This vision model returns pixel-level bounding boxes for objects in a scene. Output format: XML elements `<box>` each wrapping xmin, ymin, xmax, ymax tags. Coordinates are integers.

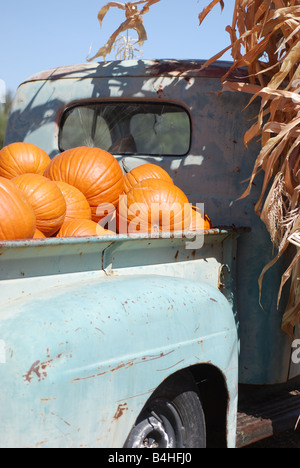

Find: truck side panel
<box><xmin>0</xmin><ymin>274</ymin><xmax>238</xmax><ymax>448</ymax></box>
<box><xmin>5</xmin><ymin>60</ymin><xmax>295</xmax><ymax>384</ymax></box>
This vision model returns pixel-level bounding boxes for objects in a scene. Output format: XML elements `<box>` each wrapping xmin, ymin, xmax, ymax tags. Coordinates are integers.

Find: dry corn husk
<box><xmin>199</xmin><ymin>0</ymin><xmax>300</xmax><ymax>338</ymax></box>
<box><xmin>87</xmin><ymin>1</ymin><xmax>160</xmax><ymax>61</ymax></box>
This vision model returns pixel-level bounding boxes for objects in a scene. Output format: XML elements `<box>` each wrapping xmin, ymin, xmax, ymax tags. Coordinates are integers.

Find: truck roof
<box><xmin>22</xmin><ymin>59</ymin><xmax>247</xmax><ymax>85</ymax></box>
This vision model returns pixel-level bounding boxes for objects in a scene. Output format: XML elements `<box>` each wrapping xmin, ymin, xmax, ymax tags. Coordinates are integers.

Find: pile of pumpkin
<box><xmin>0</xmin><ymin>143</ymin><xmax>212</xmax><ymax>241</ymax></box>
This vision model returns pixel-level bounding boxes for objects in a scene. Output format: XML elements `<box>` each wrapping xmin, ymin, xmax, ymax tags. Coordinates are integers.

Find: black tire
<box><xmin>124</xmin><ymin>369</ymin><xmax>206</xmax><ymax>448</ymax></box>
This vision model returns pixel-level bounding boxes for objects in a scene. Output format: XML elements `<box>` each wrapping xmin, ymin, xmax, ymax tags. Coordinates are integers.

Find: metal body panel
<box><xmin>6</xmin><ymin>59</ymin><xmax>293</xmax><ymax>384</ymax></box>
<box><xmin>2</xmin><ymin>59</ymin><xmax>297</xmax><ymax>447</ymax></box>
<box><xmin>0</xmin><ymin>233</ymin><xmax>238</xmax><ymax>448</ymax></box>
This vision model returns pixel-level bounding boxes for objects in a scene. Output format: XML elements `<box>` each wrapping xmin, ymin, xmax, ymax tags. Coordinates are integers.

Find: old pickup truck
<box><xmin>1</xmin><ymin>59</ymin><xmax>299</xmax><ymax>449</ymax></box>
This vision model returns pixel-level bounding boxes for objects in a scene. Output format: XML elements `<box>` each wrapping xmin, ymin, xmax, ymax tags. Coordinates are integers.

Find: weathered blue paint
<box><xmin>0</xmin><ymin>275</ymin><xmax>237</xmax><ymax>448</ymax></box>
<box><xmin>2</xmin><ymin>59</ymin><xmax>297</xmax><ymax>447</ymax></box>
<box><xmin>0</xmin><ymin>232</ymin><xmax>238</xmax><ymax>448</ymax></box>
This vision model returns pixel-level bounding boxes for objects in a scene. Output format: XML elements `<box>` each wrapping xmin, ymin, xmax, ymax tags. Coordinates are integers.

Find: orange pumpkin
<box><xmin>190</xmin><ymin>206</ymin><xmax>213</xmax><ymax>230</ymax></box>
<box><xmin>0</xmin><ymin>142</ymin><xmax>51</xmax><ymax>179</ymax></box>
<box><xmin>118</xmin><ymin>178</ymin><xmax>192</xmax><ymax>234</ymax></box>
<box><xmin>0</xmin><ymin>177</ymin><xmax>36</xmax><ymax>240</ymax></box>
<box><xmin>12</xmin><ymin>174</ymin><xmax>66</xmax><ymax>236</ymax></box>
<box><xmin>123</xmin><ymin>163</ymin><xmax>173</xmax><ymax>194</ymax></box>
<box><xmin>53</xmin><ymin>181</ymin><xmax>92</xmax><ymax>222</ymax></box>
<box><xmin>57</xmin><ymin>219</ymin><xmax>116</xmax><ymax>238</ymax></box>
<box><xmin>33</xmin><ymin>229</ymin><xmax>46</xmax><ymax>239</ymax></box>
<box><xmin>44</xmin><ymin>146</ymin><xmax>124</xmax><ymax>222</ymax></box>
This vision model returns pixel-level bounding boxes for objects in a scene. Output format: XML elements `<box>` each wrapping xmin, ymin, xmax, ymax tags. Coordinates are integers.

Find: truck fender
<box><xmin>0</xmin><ymin>274</ymin><xmax>238</xmax><ymax>448</ymax></box>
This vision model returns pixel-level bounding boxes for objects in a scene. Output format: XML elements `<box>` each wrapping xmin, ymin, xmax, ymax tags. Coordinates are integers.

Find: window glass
<box><xmin>60</xmin><ymin>107</ymin><xmax>112</xmax><ymax>150</ymax></box>
<box><xmin>59</xmin><ymin>102</ymin><xmax>191</xmax><ymax>156</ymax></box>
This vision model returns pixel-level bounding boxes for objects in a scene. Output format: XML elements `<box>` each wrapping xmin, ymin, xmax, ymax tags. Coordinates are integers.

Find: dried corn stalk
<box><xmin>199</xmin><ymin>0</ymin><xmax>300</xmax><ymax>338</ymax></box>
<box><xmin>90</xmin><ymin>0</ymin><xmax>300</xmax><ymax>336</ymax></box>
<box><xmin>112</xmin><ymin>33</ymin><xmax>144</xmax><ymax>60</ymax></box>
<box><xmin>87</xmin><ymin>1</ymin><xmax>160</xmax><ymax>61</ymax></box>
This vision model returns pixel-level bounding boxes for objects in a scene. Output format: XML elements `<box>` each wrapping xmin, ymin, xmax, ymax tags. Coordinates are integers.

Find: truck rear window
<box><xmin>59</xmin><ymin>102</ymin><xmax>191</xmax><ymax>156</ymax></box>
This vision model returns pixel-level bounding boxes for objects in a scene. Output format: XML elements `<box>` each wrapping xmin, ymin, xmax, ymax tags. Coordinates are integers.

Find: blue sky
<box><xmin>0</xmin><ymin>0</ymin><xmax>235</xmax><ymax>95</ymax></box>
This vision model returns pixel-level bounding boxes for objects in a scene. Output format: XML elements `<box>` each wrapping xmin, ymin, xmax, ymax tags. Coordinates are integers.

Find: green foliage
<box><xmin>0</xmin><ymin>91</ymin><xmax>13</xmax><ymax>149</ymax></box>
<box><xmin>0</xmin><ymin>107</ymin><xmax>8</xmax><ymax>149</ymax></box>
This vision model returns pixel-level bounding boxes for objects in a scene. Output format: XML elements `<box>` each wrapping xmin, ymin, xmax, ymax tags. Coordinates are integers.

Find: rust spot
<box><xmin>35</xmin><ymin>439</ymin><xmax>50</xmax><ymax>448</ymax></box>
<box><xmin>71</xmin><ymin>351</ymin><xmax>175</xmax><ymax>383</ymax></box>
<box><xmin>23</xmin><ymin>360</ymin><xmax>43</xmax><ymax>383</ymax></box>
<box><xmin>50</xmin><ymin>411</ymin><xmax>71</xmax><ymax>427</ymax></box>
<box><xmin>71</xmin><ymin>370</ymin><xmax>106</xmax><ymax>383</ymax></box>
<box><xmin>156</xmin><ymin>359</ymin><xmax>185</xmax><ymax>372</ymax></box>
<box><xmin>23</xmin><ymin>353</ymin><xmax>63</xmax><ymax>384</ymax></box>
<box><xmin>113</xmin><ymin>403</ymin><xmax>128</xmax><ymax>420</ymax></box>
<box><xmin>112</xmin><ymin>361</ymin><xmax>134</xmax><ymax>373</ymax></box>
<box><xmin>148</xmin><ymin>59</ymin><xmax>249</xmax><ymax>82</ymax></box>
<box><xmin>174</xmin><ymin>250</ymin><xmax>179</xmax><ymax>261</ymax></box>
<box><xmin>153</xmin><ymin>83</ymin><xmax>165</xmax><ymax>97</ymax></box>
<box><xmin>198</xmin><ymin>340</ymin><xmax>204</xmax><ymax>353</ymax></box>
<box><xmin>210</xmin><ymin>298</ymin><xmax>218</xmax><ymax>303</ymax></box>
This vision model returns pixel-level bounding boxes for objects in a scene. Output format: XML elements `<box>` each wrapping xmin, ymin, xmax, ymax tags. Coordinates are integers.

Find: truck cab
<box><xmin>1</xmin><ymin>59</ymin><xmax>299</xmax><ymax>448</ymax></box>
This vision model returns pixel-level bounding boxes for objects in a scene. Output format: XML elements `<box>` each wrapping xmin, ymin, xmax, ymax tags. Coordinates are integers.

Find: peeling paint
<box><xmin>70</xmin><ymin>350</ymin><xmax>175</xmax><ymax>383</ymax></box>
<box><xmin>23</xmin><ymin>354</ymin><xmax>63</xmax><ymax>384</ymax></box>
<box><xmin>113</xmin><ymin>403</ymin><xmax>128</xmax><ymax>421</ymax></box>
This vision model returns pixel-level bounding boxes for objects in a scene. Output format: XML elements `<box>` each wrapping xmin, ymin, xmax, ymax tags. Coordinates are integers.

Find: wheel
<box><xmin>124</xmin><ymin>370</ymin><xmax>206</xmax><ymax>448</ymax></box>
